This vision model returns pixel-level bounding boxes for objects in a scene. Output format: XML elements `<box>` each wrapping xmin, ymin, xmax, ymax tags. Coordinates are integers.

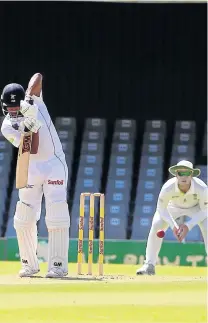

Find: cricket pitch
<box><xmin>0</xmin><ymin>262</ymin><xmax>207</xmax><ymax>323</ymax></box>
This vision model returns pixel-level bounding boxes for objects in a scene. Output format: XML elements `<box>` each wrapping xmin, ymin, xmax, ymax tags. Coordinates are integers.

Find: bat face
<box><xmin>16</xmin><ymin>132</ymin><xmax>32</xmax><ymax>189</ymax></box>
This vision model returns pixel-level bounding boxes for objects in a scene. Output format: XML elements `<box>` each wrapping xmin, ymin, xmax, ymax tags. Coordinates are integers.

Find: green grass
<box><xmin>0</xmin><ymin>262</ymin><xmax>207</xmax><ymax>323</ymax></box>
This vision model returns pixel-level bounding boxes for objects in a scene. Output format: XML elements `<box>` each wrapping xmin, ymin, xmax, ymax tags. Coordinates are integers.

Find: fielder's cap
<box><xmin>168</xmin><ymin>160</ymin><xmax>200</xmax><ymax>177</ymax></box>
<box><xmin>1</xmin><ymin>83</ymin><xmax>25</xmax><ymax>107</ymax></box>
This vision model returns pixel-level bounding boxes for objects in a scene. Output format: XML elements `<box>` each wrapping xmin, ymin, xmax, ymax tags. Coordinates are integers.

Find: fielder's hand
<box><xmin>20</xmin><ymin>96</ymin><xmax>38</xmax><ymax>119</ymax></box>
<box><xmin>177</xmin><ymin>224</ymin><xmax>189</xmax><ymax>242</ymax></box>
<box><xmin>173</xmin><ymin>226</ymin><xmax>181</xmax><ymax>242</ymax></box>
<box><xmin>173</xmin><ymin>224</ymin><xmax>189</xmax><ymax>242</ymax></box>
<box><xmin>19</xmin><ymin>117</ymin><xmax>42</xmax><ymax>134</ymax></box>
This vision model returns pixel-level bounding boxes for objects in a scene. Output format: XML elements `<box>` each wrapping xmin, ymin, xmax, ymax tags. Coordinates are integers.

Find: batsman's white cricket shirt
<box><xmin>156</xmin><ymin>177</ymin><xmax>208</xmax><ymax>230</ymax></box>
<box><xmin>1</xmin><ymin>95</ymin><xmax>64</xmax><ymax>161</ymax></box>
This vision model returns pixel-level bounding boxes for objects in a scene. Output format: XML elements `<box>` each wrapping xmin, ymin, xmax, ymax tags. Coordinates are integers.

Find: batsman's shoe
<box><xmin>136</xmin><ymin>263</ymin><xmax>155</xmax><ymax>275</ymax></box>
<box><xmin>45</xmin><ymin>268</ymin><xmax>68</xmax><ymax>278</ymax></box>
<box><xmin>19</xmin><ymin>267</ymin><xmax>40</xmax><ymax>278</ymax></box>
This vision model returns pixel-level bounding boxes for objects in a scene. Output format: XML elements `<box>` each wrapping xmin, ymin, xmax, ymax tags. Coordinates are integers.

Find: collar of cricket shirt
<box><xmin>175</xmin><ymin>178</ymin><xmax>195</xmax><ymax>195</ymax></box>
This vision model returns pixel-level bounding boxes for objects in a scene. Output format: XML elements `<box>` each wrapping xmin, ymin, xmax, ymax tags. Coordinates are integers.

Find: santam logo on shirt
<box><xmin>48</xmin><ymin>180</ymin><xmax>64</xmax><ymax>185</ymax></box>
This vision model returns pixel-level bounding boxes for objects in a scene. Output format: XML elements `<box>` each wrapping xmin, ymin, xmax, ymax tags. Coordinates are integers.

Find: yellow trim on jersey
<box><xmin>8</xmin><ymin>137</ymin><xmax>14</xmax><ymax>144</ymax></box>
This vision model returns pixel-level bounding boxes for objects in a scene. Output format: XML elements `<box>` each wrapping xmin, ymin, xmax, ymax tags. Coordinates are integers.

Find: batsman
<box><xmin>137</xmin><ymin>160</ymin><xmax>208</xmax><ymax>275</ymax></box>
<box><xmin>1</xmin><ymin>73</ymin><xmax>70</xmax><ymax>278</ymax></box>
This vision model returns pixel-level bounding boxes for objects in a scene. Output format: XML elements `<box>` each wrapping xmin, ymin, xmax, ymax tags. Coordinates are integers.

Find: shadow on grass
<box><xmin>29</xmin><ymin>275</ymin><xmax>104</xmax><ymax>281</ymax></box>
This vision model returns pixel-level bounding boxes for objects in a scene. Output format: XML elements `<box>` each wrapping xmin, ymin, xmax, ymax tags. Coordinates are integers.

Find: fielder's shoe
<box><xmin>45</xmin><ymin>268</ymin><xmax>68</xmax><ymax>278</ymax></box>
<box><xmin>136</xmin><ymin>263</ymin><xmax>155</xmax><ymax>275</ymax></box>
<box><xmin>19</xmin><ymin>267</ymin><xmax>40</xmax><ymax>278</ymax></box>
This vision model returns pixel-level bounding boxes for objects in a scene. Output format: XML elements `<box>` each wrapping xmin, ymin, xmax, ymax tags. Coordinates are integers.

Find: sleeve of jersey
<box><xmin>32</xmin><ymin>94</ymin><xmax>46</xmax><ymax>119</ymax></box>
<box><xmin>1</xmin><ymin>121</ymin><xmax>21</xmax><ymax>148</ymax></box>
<box><xmin>32</xmin><ymin>94</ymin><xmax>44</xmax><ymax>105</ymax></box>
<box><xmin>156</xmin><ymin>184</ymin><xmax>175</xmax><ymax>229</ymax></box>
<box><xmin>186</xmin><ymin>187</ymin><xmax>208</xmax><ymax>231</ymax></box>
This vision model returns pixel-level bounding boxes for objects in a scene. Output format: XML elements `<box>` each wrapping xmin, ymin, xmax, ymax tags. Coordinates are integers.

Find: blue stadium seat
<box><xmin>140</xmin><ymin>156</ymin><xmax>163</xmax><ymax>168</ymax></box>
<box><xmin>105</xmin><ymin>191</ymin><xmax>130</xmax><ymax>204</ymax></box>
<box><xmin>111</xmin><ymin>143</ymin><xmax>133</xmax><ymax>155</ymax></box>
<box><xmin>131</xmin><ymin>216</ymin><xmax>152</xmax><ymax>240</ymax></box>
<box><xmin>105</xmin><ymin>204</ymin><xmax>129</xmax><ymax>218</ymax></box>
<box><xmin>81</xmin><ymin>142</ymin><xmax>104</xmax><ymax>154</ymax></box>
<box><xmin>145</xmin><ymin>120</ymin><xmax>166</xmax><ymax>133</ymax></box>
<box><xmin>175</xmin><ymin>121</ymin><xmax>195</xmax><ymax>133</ymax></box>
<box><xmin>142</xmin><ymin>144</ymin><xmax>164</xmax><ymax>156</ymax></box>
<box><xmin>77</xmin><ymin>166</ymin><xmax>102</xmax><ymax>179</ymax></box>
<box><xmin>173</xmin><ymin>132</ymin><xmax>195</xmax><ymax>145</ymax></box>
<box><xmin>139</xmin><ymin>167</ymin><xmax>163</xmax><ymax>181</ymax></box>
<box><xmin>133</xmin><ymin>205</ymin><xmax>155</xmax><ymax>217</ymax></box>
<box><xmin>85</xmin><ymin>118</ymin><xmax>106</xmax><ymax>133</ymax></box>
<box><xmin>79</xmin><ymin>154</ymin><xmax>103</xmax><ymax>167</ymax></box>
<box><xmin>108</xmin><ymin>167</ymin><xmax>132</xmax><ymax>179</ymax></box>
<box><xmin>83</xmin><ymin>130</ymin><xmax>105</xmax><ymax>142</ymax></box>
<box><xmin>143</xmin><ymin>132</ymin><xmax>165</xmax><ymax>144</ymax></box>
<box><xmin>115</xmin><ymin>119</ymin><xmax>136</xmax><ymax>132</ymax></box>
<box><xmin>110</xmin><ymin>155</ymin><xmax>133</xmax><ymax>167</ymax></box>
<box><xmin>104</xmin><ymin>216</ymin><xmax>127</xmax><ymax>239</ymax></box>
<box><xmin>55</xmin><ymin>117</ymin><xmax>76</xmax><ymax>130</ymax></box>
<box><xmin>113</xmin><ymin>131</ymin><xmax>135</xmax><ymax>143</ymax></box>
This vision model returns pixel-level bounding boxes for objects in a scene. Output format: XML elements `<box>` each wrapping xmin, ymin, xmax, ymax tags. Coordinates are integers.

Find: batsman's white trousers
<box><xmin>18</xmin><ymin>154</ymin><xmax>68</xmax><ymax>213</ymax></box>
<box><xmin>145</xmin><ymin>205</ymin><xmax>207</xmax><ymax>265</ymax></box>
<box><xmin>14</xmin><ymin>154</ymin><xmax>70</xmax><ymax>273</ymax></box>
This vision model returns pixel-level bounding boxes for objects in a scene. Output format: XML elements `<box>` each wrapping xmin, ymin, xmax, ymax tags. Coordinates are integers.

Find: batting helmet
<box><xmin>1</xmin><ymin>83</ymin><xmax>25</xmax><ymax>115</ymax></box>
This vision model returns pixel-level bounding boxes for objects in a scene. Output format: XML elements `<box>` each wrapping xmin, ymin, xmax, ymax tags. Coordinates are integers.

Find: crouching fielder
<box><xmin>137</xmin><ymin>160</ymin><xmax>207</xmax><ymax>275</ymax></box>
<box><xmin>0</xmin><ymin>73</ymin><xmax>70</xmax><ymax>278</ymax></box>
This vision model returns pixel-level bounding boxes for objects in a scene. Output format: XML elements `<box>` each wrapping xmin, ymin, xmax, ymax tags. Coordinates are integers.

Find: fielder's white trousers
<box><xmin>145</xmin><ymin>205</ymin><xmax>208</xmax><ymax>265</ymax></box>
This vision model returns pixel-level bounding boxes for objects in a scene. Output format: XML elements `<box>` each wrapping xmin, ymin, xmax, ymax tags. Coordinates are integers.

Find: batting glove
<box><xmin>20</xmin><ymin>96</ymin><xmax>38</xmax><ymax>119</ymax></box>
<box><xmin>19</xmin><ymin>117</ymin><xmax>42</xmax><ymax>134</ymax></box>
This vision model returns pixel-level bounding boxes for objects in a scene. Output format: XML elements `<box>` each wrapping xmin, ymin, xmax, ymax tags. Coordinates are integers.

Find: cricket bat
<box><xmin>16</xmin><ymin>131</ymin><xmax>32</xmax><ymax>189</ymax></box>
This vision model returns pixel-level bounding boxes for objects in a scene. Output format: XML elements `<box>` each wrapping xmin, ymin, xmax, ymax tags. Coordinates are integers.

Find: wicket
<box><xmin>77</xmin><ymin>192</ymin><xmax>105</xmax><ymax>276</ymax></box>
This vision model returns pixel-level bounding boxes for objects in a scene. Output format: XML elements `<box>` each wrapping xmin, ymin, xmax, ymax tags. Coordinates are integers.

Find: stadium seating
<box><xmin>169</xmin><ymin>121</ymin><xmax>196</xmax><ymax>172</ymax></box>
<box><xmin>131</xmin><ymin>120</ymin><xmax>166</xmax><ymax>240</ymax></box>
<box><xmin>104</xmin><ymin>119</ymin><xmax>136</xmax><ymax>239</ymax></box>
<box><xmin>5</xmin><ymin>182</ymin><xmax>18</xmax><ymax>237</ymax></box>
<box><xmin>0</xmin><ymin>117</ymin><xmax>13</xmax><ymax>236</ymax></box>
<box><xmin>202</xmin><ymin>122</ymin><xmax>207</xmax><ymax>157</ymax></box>
<box><xmin>55</xmin><ymin>117</ymin><xmax>76</xmax><ymax>189</ymax></box>
<box><xmin>196</xmin><ymin>165</ymin><xmax>207</xmax><ymax>185</ymax></box>
<box><xmin>70</xmin><ymin>118</ymin><xmax>106</xmax><ymax>238</ymax></box>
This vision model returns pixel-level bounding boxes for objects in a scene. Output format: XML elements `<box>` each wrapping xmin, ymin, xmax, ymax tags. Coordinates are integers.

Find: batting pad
<box><xmin>14</xmin><ymin>201</ymin><xmax>39</xmax><ymax>271</ymax></box>
<box><xmin>45</xmin><ymin>202</ymin><xmax>70</xmax><ymax>273</ymax></box>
